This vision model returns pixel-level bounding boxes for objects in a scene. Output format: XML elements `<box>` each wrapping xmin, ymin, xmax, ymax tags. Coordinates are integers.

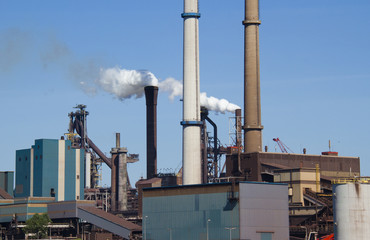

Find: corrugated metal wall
<box><xmin>239</xmin><ymin>182</ymin><xmax>289</xmax><ymax>240</ymax></box>
<box><xmin>143</xmin><ymin>190</ymin><xmax>239</xmax><ymax>240</ymax></box>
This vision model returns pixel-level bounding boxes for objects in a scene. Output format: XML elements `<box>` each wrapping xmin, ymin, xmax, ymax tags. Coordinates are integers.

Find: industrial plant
<box><xmin>0</xmin><ymin>0</ymin><xmax>366</xmax><ymax>240</ymax></box>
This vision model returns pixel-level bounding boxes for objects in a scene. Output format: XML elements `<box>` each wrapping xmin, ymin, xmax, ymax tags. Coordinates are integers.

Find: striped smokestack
<box><xmin>144</xmin><ymin>86</ymin><xmax>158</xmax><ymax>179</ymax></box>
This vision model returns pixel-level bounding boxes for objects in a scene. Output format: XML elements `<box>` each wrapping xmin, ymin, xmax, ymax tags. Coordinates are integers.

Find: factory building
<box><xmin>0</xmin><ymin>197</ymin><xmax>54</xmax><ymax>223</ymax></box>
<box><xmin>15</xmin><ymin>139</ymin><xmax>84</xmax><ymax>201</ymax></box>
<box><xmin>142</xmin><ymin>182</ymin><xmax>289</xmax><ymax>240</ymax></box>
<box><xmin>226</xmin><ymin>152</ymin><xmax>360</xmax><ymax>182</ymax></box>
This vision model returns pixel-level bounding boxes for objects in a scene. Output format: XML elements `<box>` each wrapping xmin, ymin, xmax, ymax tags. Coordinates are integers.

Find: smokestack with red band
<box><xmin>144</xmin><ymin>86</ymin><xmax>158</xmax><ymax>179</ymax></box>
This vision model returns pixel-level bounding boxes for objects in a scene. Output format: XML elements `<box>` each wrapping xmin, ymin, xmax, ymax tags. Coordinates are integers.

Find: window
<box><xmin>260</xmin><ymin>232</ymin><xmax>273</xmax><ymax>240</ymax></box>
<box><xmin>18</xmin><ymin>157</ymin><xmax>21</xmax><ymax>162</ymax></box>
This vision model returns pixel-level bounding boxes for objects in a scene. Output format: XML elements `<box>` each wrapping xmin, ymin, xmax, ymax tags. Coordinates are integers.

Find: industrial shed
<box><xmin>143</xmin><ymin>182</ymin><xmax>289</xmax><ymax>240</ymax></box>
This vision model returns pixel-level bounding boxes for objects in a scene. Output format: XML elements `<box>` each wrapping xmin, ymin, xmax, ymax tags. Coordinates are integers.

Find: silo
<box><xmin>333</xmin><ymin>179</ymin><xmax>370</xmax><ymax>239</ymax></box>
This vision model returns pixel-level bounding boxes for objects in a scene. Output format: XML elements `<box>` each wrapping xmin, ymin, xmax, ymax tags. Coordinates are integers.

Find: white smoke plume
<box><xmin>200</xmin><ymin>92</ymin><xmax>240</xmax><ymax>114</ymax></box>
<box><xmin>158</xmin><ymin>77</ymin><xmax>183</xmax><ymax>100</ymax></box>
<box><xmin>92</xmin><ymin>67</ymin><xmax>240</xmax><ymax>113</ymax></box>
<box><xmin>97</xmin><ymin>67</ymin><xmax>158</xmax><ymax>99</ymax></box>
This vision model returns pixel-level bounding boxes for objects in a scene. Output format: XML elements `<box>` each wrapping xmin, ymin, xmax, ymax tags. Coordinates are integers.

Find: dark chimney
<box><xmin>144</xmin><ymin>86</ymin><xmax>158</xmax><ymax>179</ymax></box>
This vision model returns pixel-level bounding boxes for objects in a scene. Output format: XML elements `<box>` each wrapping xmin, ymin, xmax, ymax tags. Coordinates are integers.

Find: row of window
<box><xmin>18</xmin><ymin>155</ymin><xmax>43</xmax><ymax>161</ymax></box>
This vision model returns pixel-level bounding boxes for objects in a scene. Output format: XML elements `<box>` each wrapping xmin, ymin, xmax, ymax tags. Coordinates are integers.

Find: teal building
<box><xmin>0</xmin><ymin>197</ymin><xmax>54</xmax><ymax>223</ymax></box>
<box><xmin>15</xmin><ymin>139</ymin><xmax>84</xmax><ymax>201</ymax></box>
<box><xmin>143</xmin><ymin>182</ymin><xmax>289</xmax><ymax>240</ymax></box>
<box><xmin>0</xmin><ymin>172</ymin><xmax>14</xmax><ymax>196</ymax></box>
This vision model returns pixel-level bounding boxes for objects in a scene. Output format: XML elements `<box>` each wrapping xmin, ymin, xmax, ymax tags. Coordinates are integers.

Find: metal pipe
<box><xmin>116</xmin><ymin>133</ymin><xmax>120</xmax><ymax>148</ymax></box>
<box><xmin>144</xmin><ymin>86</ymin><xmax>158</xmax><ymax>179</ymax></box>
<box><xmin>235</xmin><ymin>109</ymin><xmax>242</xmax><ymax>173</ymax></box>
<box><xmin>87</xmin><ymin>138</ymin><xmax>112</xmax><ymax>168</ymax></box>
<box><xmin>182</xmin><ymin>0</ymin><xmax>202</xmax><ymax>185</ymax></box>
<box><xmin>205</xmin><ymin>115</ymin><xmax>218</xmax><ymax>178</ymax></box>
<box><xmin>110</xmin><ymin>150</ymin><xmax>117</xmax><ymax>211</ymax></box>
<box><xmin>243</xmin><ymin>0</ymin><xmax>263</xmax><ymax>153</ymax></box>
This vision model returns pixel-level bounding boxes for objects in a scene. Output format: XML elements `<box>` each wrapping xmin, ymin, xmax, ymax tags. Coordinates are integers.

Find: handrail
<box><xmin>331</xmin><ymin>177</ymin><xmax>370</xmax><ymax>184</ymax></box>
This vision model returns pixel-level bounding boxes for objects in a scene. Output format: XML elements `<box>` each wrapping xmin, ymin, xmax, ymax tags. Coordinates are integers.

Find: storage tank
<box><xmin>333</xmin><ymin>179</ymin><xmax>370</xmax><ymax>239</ymax></box>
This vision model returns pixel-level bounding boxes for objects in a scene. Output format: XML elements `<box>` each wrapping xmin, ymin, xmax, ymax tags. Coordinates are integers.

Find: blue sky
<box><xmin>1</xmin><ymin>1</ymin><xmax>369</xmax><ymax>186</ymax></box>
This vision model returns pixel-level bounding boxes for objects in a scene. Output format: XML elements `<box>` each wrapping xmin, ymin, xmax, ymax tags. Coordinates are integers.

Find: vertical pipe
<box><xmin>235</xmin><ymin>109</ymin><xmax>242</xmax><ymax>173</ymax></box>
<box><xmin>116</xmin><ymin>133</ymin><xmax>120</xmax><ymax>148</ymax></box>
<box><xmin>144</xmin><ymin>86</ymin><xmax>158</xmax><ymax>179</ymax></box>
<box><xmin>117</xmin><ymin>148</ymin><xmax>128</xmax><ymax>211</ymax></box>
<box><xmin>316</xmin><ymin>164</ymin><xmax>320</xmax><ymax>192</ymax></box>
<box><xmin>110</xmin><ymin>150</ymin><xmax>117</xmax><ymax>211</ymax></box>
<box><xmin>235</xmin><ymin>109</ymin><xmax>242</xmax><ymax>147</ymax></box>
<box><xmin>205</xmin><ymin>115</ymin><xmax>218</xmax><ymax>179</ymax></box>
<box><xmin>243</xmin><ymin>0</ymin><xmax>263</xmax><ymax>153</ymax></box>
<box><xmin>182</xmin><ymin>0</ymin><xmax>202</xmax><ymax>185</ymax></box>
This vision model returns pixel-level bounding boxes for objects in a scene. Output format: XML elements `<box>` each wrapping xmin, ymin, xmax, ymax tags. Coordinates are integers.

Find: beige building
<box><xmin>274</xmin><ymin>167</ymin><xmax>320</xmax><ymax>205</ymax></box>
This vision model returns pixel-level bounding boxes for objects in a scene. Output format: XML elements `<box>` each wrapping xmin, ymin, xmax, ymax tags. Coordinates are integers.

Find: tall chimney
<box><xmin>181</xmin><ymin>0</ymin><xmax>202</xmax><ymax>185</ymax></box>
<box><xmin>144</xmin><ymin>86</ymin><xmax>158</xmax><ymax>179</ymax></box>
<box><xmin>243</xmin><ymin>0</ymin><xmax>263</xmax><ymax>153</ymax></box>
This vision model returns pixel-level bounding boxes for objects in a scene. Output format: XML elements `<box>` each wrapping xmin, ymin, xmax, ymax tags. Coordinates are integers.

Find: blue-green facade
<box><xmin>0</xmin><ymin>171</ymin><xmax>14</xmax><ymax>196</ymax></box>
<box><xmin>143</xmin><ymin>184</ymin><xmax>240</xmax><ymax>240</ymax></box>
<box><xmin>15</xmin><ymin>149</ymin><xmax>32</xmax><ymax>197</ymax></box>
<box><xmin>143</xmin><ymin>182</ymin><xmax>289</xmax><ymax>240</ymax></box>
<box><xmin>0</xmin><ymin>197</ymin><xmax>54</xmax><ymax>223</ymax></box>
<box><xmin>15</xmin><ymin>139</ymin><xmax>84</xmax><ymax>201</ymax></box>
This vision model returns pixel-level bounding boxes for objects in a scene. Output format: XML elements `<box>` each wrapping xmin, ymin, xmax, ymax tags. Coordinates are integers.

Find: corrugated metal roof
<box><xmin>78</xmin><ymin>206</ymin><xmax>141</xmax><ymax>231</ymax></box>
<box><xmin>0</xmin><ymin>188</ymin><xmax>13</xmax><ymax>199</ymax></box>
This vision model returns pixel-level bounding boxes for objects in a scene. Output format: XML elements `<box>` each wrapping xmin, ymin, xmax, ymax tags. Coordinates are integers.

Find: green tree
<box><xmin>23</xmin><ymin>213</ymin><xmax>51</xmax><ymax>239</ymax></box>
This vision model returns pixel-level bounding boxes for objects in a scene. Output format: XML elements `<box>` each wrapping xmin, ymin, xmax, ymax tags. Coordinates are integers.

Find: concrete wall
<box><xmin>239</xmin><ymin>182</ymin><xmax>289</xmax><ymax>240</ymax></box>
<box><xmin>274</xmin><ymin>168</ymin><xmax>319</xmax><ymax>205</ymax></box>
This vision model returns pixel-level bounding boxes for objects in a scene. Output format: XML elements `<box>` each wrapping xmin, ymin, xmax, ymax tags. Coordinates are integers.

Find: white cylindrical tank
<box><xmin>334</xmin><ymin>181</ymin><xmax>370</xmax><ymax>239</ymax></box>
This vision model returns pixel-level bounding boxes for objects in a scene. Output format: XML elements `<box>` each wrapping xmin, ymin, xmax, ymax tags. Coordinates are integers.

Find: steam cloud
<box><xmin>97</xmin><ymin>67</ymin><xmax>158</xmax><ymax>99</ymax></box>
<box><xmin>200</xmin><ymin>92</ymin><xmax>240</xmax><ymax>114</ymax></box>
<box><xmin>90</xmin><ymin>67</ymin><xmax>240</xmax><ymax>113</ymax></box>
<box><xmin>0</xmin><ymin>29</ymin><xmax>240</xmax><ymax>113</ymax></box>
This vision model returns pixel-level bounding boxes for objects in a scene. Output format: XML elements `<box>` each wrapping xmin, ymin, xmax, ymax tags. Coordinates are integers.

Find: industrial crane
<box><xmin>272</xmin><ymin>137</ymin><xmax>293</xmax><ymax>153</ymax></box>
